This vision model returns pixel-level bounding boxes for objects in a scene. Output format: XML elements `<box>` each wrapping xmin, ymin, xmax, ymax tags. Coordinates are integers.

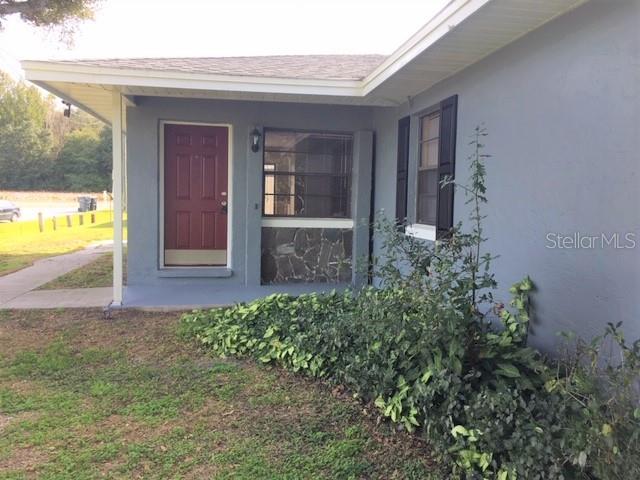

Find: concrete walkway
<box><xmin>2</xmin><ymin>287</ymin><xmax>112</xmax><ymax>309</ymax></box>
<box><xmin>0</xmin><ymin>243</ymin><xmax>112</xmax><ymax>309</ymax></box>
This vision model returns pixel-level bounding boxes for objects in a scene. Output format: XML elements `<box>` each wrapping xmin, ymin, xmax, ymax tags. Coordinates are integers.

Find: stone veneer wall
<box><xmin>261</xmin><ymin>227</ymin><xmax>352</xmax><ymax>284</ymax></box>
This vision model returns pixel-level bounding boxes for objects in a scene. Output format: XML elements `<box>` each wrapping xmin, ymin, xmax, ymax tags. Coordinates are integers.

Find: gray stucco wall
<box><xmin>126</xmin><ymin>97</ymin><xmax>373</xmax><ymax>289</ymax></box>
<box><xmin>372</xmin><ymin>0</ymin><xmax>640</xmax><ymax>349</ymax></box>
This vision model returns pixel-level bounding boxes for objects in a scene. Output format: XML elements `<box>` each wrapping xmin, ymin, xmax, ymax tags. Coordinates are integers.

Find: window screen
<box><xmin>263</xmin><ymin>130</ymin><xmax>353</xmax><ymax>218</ymax></box>
<box><xmin>417</xmin><ymin>112</ymin><xmax>440</xmax><ymax>225</ymax></box>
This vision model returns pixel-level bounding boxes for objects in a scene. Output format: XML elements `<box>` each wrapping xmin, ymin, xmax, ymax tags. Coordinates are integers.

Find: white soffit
<box><xmin>22</xmin><ymin>0</ymin><xmax>589</xmax><ymax>124</ymax></box>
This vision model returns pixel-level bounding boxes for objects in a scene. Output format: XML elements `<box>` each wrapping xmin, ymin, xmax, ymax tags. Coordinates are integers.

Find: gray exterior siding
<box><xmin>125</xmin><ymin>97</ymin><xmax>374</xmax><ymax>289</ymax></box>
<box><xmin>124</xmin><ymin>0</ymin><xmax>638</xmax><ymax>349</ymax></box>
<box><xmin>372</xmin><ymin>0</ymin><xmax>640</xmax><ymax>349</ymax></box>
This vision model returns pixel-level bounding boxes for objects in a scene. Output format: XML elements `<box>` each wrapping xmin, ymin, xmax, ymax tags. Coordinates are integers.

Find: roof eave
<box><xmin>362</xmin><ymin>0</ymin><xmax>490</xmax><ymax>95</ymax></box>
<box><xmin>21</xmin><ymin>0</ymin><xmax>592</xmax><ymax>116</ymax></box>
<box><xmin>22</xmin><ymin>60</ymin><xmax>366</xmax><ymax>98</ymax></box>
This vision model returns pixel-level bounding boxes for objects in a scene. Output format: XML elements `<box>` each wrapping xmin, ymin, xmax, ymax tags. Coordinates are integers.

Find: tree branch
<box><xmin>0</xmin><ymin>1</ymin><xmax>47</xmax><ymax>17</ymax></box>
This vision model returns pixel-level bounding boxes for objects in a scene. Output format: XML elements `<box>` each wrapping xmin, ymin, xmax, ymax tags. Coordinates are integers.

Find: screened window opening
<box><xmin>417</xmin><ymin>112</ymin><xmax>440</xmax><ymax>225</ymax></box>
<box><xmin>263</xmin><ymin>130</ymin><xmax>353</xmax><ymax>218</ymax></box>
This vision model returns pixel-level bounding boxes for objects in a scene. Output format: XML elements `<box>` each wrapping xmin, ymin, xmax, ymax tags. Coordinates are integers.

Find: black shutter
<box><xmin>395</xmin><ymin>116</ymin><xmax>410</xmax><ymax>228</ymax></box>
<box><xmin>436</xmin><ymin>95</ymin><xmax>458</xmax><ymax>238</ymax></box>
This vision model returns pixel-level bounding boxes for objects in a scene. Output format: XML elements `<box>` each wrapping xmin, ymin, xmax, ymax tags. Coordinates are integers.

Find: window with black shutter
<box><xmin>415</xmin><ymin>95</ymin><xmax>458</xmax><ymax>238</ymax></box>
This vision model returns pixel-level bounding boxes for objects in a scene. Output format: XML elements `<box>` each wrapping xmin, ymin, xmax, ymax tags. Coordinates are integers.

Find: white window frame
<box><xmin>261</xmin><ymin>217</ymin><xmax>354</xmax><ymax>229</ymax></box>
<box><xmin>405</xmin><ymin>223</ymin><xmax>436</xmax><ymax>241</ymax></box>
<box><xmin>405</xmin><ymin>104</ymin><xmax>441</xmax><ymax>242</ymax></box>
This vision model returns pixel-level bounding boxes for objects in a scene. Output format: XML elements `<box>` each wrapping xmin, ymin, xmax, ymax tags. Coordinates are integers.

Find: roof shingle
<box><xmin>53</xmin><ymin>54</ymin><xmax>387</xmax><ymax>81</ymax></box>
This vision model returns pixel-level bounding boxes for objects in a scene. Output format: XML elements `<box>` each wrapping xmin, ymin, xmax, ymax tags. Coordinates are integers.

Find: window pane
<box><xmin>264</xmin><ymin>131</ymin><xmax>294</xmax><ymax>150</ymax></box>
<box><xmin>417</xmin><ymin>194</ymin><xmax>437</xmax><ymax>225</ymax></box>
<box><xmin>264</xmin><ymin>152</ymin><xmax>297</xmax><ymax>172</ymax></box>
<box><xmin>417</xmin><ymin>169</ymin><xmax>438</xmax><ymax>225</ymax></box>
<box><xmin>271</xmin><ymin>175</ymin><xmax>295</xmax><ymax>195</ymax></box>
<box><xmin>271</xmin><ymin>195</ymin><xmax>294</xmax><ymax>216</ymax></box>
<box><xmin>417</xmin><ymin>110</ymin><xmax>441</xmax><ymax>226</ymax></box>
<box><xmin>265</xmin><ymin>151</ymin><xmax>351</xmax><ymax>175</ymax></box>
<box><xmin>264</xmin><ymin>172</ymin><xmax>275</xmax><ymax>215</ymax></box>
<box><xmin>420</xmin><ymin>139</ymin><xmax>439</xmax><ymax>169</ymax></box>
<box><xmin>418</xmin><ymin>169</ymin><xmax>438</xmax><ymax>196</ymax></box>
<box><xmin>298</xmin><ymin>175</ymin><xmax>330</xmax><ymax>196</ymax></box>
<box><xmin>265</xmin><ymin>194</ymin><xmax>349</xmax><ymax>217</ymax></box>
<box><xmin>421</xmin><ymin>113</ymin><xmax>440</xmax><ymax>141</ymax></box>
<box><xmin>263</xmin><ymin>130</ymin><xmax>353</xmax><ymax>217</ymax></box>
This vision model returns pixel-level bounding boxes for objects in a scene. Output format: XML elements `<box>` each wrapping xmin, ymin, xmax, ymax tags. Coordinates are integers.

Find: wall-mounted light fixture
<box><xmin>250</xmin><ymin>128</ymin><xmax>262</xmax><ymax>153</ymax></box>
<box><xmin>62</xmin><ymin>101</ymin><xmax>72</xmax><ymax>118</ymax></box>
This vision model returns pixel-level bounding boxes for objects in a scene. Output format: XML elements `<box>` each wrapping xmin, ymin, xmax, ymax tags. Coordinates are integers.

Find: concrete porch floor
<box><xmin>122</xmin><ymin>283</ymin><xmax>349</xmax><ymax>310</ymax></box>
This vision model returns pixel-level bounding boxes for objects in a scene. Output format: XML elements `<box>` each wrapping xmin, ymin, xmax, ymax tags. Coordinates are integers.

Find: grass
<box><xmin>38</xmin><ymin>252</ymin><xmax>127</xmax><ymax>290</ymax></box>
<box><xmin>0</xmin><ymin>211</ymin><xmax>126</xmax><ymax>276</ymax></box>
<box><xmin>0</xmin><ymin>310</ymin><xmax>437</xmax><ymax>479</ymax></box>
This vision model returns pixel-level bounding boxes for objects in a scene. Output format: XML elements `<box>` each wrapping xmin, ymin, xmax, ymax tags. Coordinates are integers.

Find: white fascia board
<box><xmin>362</xmin><ymin>0</ymin><xmax>492</xmax><ymax>96</ymax></box>
<box><xmin>22</xmin><ymin>61</ymin><xmax>365</xmax><ymax>98</ymax></box>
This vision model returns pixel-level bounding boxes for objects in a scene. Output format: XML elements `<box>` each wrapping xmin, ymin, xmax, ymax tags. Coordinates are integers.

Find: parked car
<box><xmin>0</xmin><ymin>200</ymin><xmax>20</xmax><ymax>222</ymax></box>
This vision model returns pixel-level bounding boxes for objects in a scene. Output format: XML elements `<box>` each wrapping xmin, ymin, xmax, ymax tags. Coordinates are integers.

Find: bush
<box><xmin>181</xmin><ymin>127</ymin><xmax>639</xmax><ymax>479</ymax></box>
<box><xmin>551</xmin><ymin>324</ymin><xmax>640</xmax><ymax>478</ymax></box>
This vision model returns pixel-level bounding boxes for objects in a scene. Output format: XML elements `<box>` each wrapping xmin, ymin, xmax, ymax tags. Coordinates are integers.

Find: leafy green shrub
<box><xmin>182</xmin><ymin>291</ymin><xmax>353</xmax><ymax>377</ymax></box>
<box><xmin>181</xmin><ymin>126</ymin><xmax>639</xmax><ymax>479</ymax></box>
<box><xmin>551</xmin><ymin>324</ymin><xmax>640</xmax><ymax>478</ymax></box>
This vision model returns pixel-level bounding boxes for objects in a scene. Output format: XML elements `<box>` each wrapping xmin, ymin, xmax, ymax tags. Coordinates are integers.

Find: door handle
<box><xmin>221</xmin><ymin>201</ymin><xmax>228</xmax><ymax>214</ymax></box>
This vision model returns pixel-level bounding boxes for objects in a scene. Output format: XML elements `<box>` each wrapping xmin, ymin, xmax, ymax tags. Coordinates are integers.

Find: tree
<box><xmin>0</xmin><ymin>72</ymin><xmax>55</xmax><ymax>189</ymax></box>
<box><xmin>48</xmin><ymin>107</ymin><xmax>99</xmax><ymax>156</ymax></box>
<box><xmin>0</xmin><ymin>72</ymin><xmax>111</xmax><ymax>191</ymax></box>
<box><xmin>0</xmin><ymin>0</ymin><xmax>98</xmax><ymax>35</ymax></box>
<box><xmin>55</xmin><ymin>122</ymin><xmax>112</xmax><ymax>191</ymax></box>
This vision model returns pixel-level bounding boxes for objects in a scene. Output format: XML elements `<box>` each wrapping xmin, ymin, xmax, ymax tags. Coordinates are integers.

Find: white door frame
<box><xmin>158</xmin><ymin>120</ymin><xmax>233</xmax><ymax>270</ymax></box>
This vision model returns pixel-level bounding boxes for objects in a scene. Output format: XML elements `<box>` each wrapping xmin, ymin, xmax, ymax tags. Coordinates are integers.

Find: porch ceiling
<box><xmin>23</xmin><ymin>0</ymin><xmax>588</xmax><ymax>123</ymax></box>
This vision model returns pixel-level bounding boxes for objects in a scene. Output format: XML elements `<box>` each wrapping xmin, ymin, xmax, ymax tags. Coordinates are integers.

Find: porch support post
<box><xmin>351</xmin><ymin>130</ymin><xmax>374</xmax><ymax>288</ymax></box>
<box><xmin>111</xmin><ymin>91</ymin><xmax>124</xmax><ymax>306</ymax></box>
<box><xmin>245</xmin><ymin>125</ymin><xmax>264</xmax><ymax>285</ymax></box>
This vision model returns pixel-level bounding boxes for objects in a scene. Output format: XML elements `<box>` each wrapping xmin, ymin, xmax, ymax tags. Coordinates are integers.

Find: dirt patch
<box><xmin>0</xmin><ymin>445</ymin><xmax>48</xmax><ymax>476</ymax></box>
<box><xmin>0</xmin><ymin>413</ymin><xmax>11</xmax><ymax>432</ymax></box>
<box><xmin>0</xmin><ymin>313</ymin><xmax>59</xmax><ymax>359</ymax></box>
<box><xmin>0</xmin><ymin>309</ymin><xmax>185</xmax><ymax>362</ymax></box>
<box><xmin>0</xmin><ymin>409</ymin><xmax>40</xmax><ymax>432</ymax></box>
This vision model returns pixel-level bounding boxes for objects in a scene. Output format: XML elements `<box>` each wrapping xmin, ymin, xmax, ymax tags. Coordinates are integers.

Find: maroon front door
<box><xmin>164</xmin><ymin>124</ymin><xmax>228</xmax><ymax>266</ymax></box>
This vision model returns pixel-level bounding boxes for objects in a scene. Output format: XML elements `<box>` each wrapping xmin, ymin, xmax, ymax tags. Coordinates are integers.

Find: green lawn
<box><xmin>0</xmin><ymin>310</ymin><xmax>434</xmax><ymax>479</ymax></box>
<box><xmin>0</xmin><ymin>211</ymin><xmax>126</xmax><ymax>276</ymax></box>
<box><xmin>38</xmin><ymin>252</ymin><xmax>127</xmax><ymax>290</ymax></box>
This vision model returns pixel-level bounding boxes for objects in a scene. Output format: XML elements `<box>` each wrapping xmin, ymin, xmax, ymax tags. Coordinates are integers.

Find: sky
<box><xmin>0</xmin><ymin>0</ymin><xmax>449</xmax><ymax>78</ymax></box>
